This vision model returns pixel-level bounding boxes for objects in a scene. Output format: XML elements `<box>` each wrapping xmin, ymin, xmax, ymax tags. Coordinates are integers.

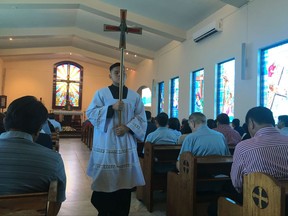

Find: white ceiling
<box><xmin>0</xmin><ymin>0</ymin><xmax>243</xmax><ymax>69</ymax></box>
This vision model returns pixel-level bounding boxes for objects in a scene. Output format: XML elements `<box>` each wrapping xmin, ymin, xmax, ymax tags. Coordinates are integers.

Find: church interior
<box><xmin>1</xmin><ymin>0</ymin><xmax>288</xmax><ymax>215</ymax></box>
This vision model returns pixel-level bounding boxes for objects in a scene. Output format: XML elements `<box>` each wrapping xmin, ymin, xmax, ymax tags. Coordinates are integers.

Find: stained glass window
<box><xmin>158</xmin><ymin>82</ymin><xmax>164</xmax><ymax>114</ymax></box>
<box><xmin>170</xmin><ymin>77</ymin><xmax>179</xmax><ymax>118</ymax></box>
<box><xmin>217</xmin><ymin>59</ymin><xmax>235</xmax><ymax>121</ymax></box>
<box><xmin>260</xmin><ymin>41</ymin><xmax>288</xmax><ymax>121</ymax></box>
<box><xmin>52</xmin><ymin>61</ymin><xmax>83</xmax><ymax>110</ymax></box>
<box><xmin>191</xmin><ymin>69</ymin><xmax>204</xmax><ymax>113</ymax></box>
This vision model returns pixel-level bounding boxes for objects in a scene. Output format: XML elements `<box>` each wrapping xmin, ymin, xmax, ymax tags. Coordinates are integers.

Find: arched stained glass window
<box><xmin>52</xmin><ymin>61</ymin><xmax>83</xmax><ymax>110</ymax></box>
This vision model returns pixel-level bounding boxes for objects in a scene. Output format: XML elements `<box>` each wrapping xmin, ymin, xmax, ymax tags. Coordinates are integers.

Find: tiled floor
<box><xmin>57</xmin><ymin>138</ymin><xmax>166</xmax><ymax>216</ymax></box>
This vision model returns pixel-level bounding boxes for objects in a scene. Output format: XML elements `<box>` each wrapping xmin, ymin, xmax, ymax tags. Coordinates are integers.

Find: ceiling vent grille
<box><xmin>192</xmin><ymin>20</ymin><xmax>223</xmax><ymax>43</ymax></box>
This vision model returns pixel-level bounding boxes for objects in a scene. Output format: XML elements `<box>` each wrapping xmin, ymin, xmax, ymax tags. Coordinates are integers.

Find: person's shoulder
<box><xmin>127</xmin><ymin>88</ymin><xmax>140</xmax><ymax>97</ymax></box>
<box><xmin>234</xmin><ymin>138</ymin><xmax>254</xmax><ymax>154</ymax></box>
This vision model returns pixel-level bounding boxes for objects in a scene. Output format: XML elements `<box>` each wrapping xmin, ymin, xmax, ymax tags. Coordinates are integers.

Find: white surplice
<box><xmin>86</xmin><ymin>87</ymin><xmax>147</xmax><ymax>192</ymax></box>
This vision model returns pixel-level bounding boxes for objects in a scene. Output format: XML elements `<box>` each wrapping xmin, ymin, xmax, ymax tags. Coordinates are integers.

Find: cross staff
<box><xmin>104</xmin><ymin>9</ymin><xmax>142</xmax><ymax>124</ymax></box>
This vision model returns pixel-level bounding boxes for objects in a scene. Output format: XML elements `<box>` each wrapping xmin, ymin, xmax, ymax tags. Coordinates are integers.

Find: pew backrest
<box><xmin>167</xmin><ymin>152</ymin><xmax>233</xmax><ymax>216</ymax></box>
<box><xmin>141</xmin><ymin>142</ymin><xmax>181</xmax><ymax>212</ymax></box>
<box><xmin>218</xmin><ymin>172</ymin><xmax>288</xmax><ymax>216</ymax></box>
<box><xmin>0</xmin><ymin>180</ymin><xmax>58</xmax><ymax>216</ymax></box>
<box><xmin>243</xmin><ymin>172</ymin><xmax>288</xmax><ymax>216</ymax></box>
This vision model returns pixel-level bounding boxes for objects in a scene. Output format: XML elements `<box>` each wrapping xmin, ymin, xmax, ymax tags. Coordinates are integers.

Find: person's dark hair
<box><xmin>145</xmin><ymin>110</ymin><xmax>152</xmax><ymax>121</ymax></box>
<box><xmin>180</xmin><ymin>119</ymin><xmax>192</xmax><ymax>134</ymax></box>
<box><xmin>278</xmin><ymin>115</ymin><xmax>288</xmax><ymax>127</ymax></box>
<box><xmin>207</xmin><ymin>119</ymin><xmax>217</xmax><ymax>129</ymax></box>
<box><xmin>155</xmin><ymin>112</ymin><xmax>169</xmax><ymax>127</ymax></box>
<box><xmin>168</xmin><ymin>117</ymin><xmax>180</xmax><ymax>131</ymax></box>
<box><xmin>216</xmin><ymin>113</ymin><xmax>230</xmax><ymax>125</ymax></box>
<box><xmin>242</xmin><ymin>123</ymin><xmax>248</xmax><ymax>133</ymax></box>
<box><xmin>245</xmin><ymin>106</ymin><xmax>275</xmax><ymax>127</ymax></box>
<box><xmin>232</xmin><ymin>118</ymin><xmax>240</xmax><ymax>127</ymax></box>
<box><xmin>48</xmin><ymin>113</ymin><xmax>55</xmax><ymax>119</ymax></box>
<box><xmin>109</xmin><ymin>62</ymin><xmax>121</xmax><ymax>72</ymax></box>
<box><xmin>4</xmin><ymin>96</ymin><xmax>48</xmax><ymax>135</ymax></box>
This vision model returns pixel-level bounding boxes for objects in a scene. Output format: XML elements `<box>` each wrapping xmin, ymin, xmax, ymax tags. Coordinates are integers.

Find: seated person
<box><xmin>168</xmin><ymin>117</ymin><xmax>182</xmax><ymax>137</ymax></box>
<box><xmin>176</xmin><ymin>112</ymin><xmax>230</xmax><ymax>194</ymax></box>
<box><xmin>231</xmin><ymin>107</ymin><xmax>288</xmax><ymax>200</ymax></box>
<box><xmin>35</xmin><ymin>129</ymin><xmax>53</xmax><ymax>149</ymax></box>
<box><xmin>277</xmin><ymin>115</ymin><xmax>288</xmax><ymax>136</ymax></box>
<box><xmin>146</xmin><ymin>112</ymin><xmax>180</xmax><ymax>144</ymax></box>
<box><xmin>144</xmin><ymin>110</ymin><xmax>157</xmax><ymax>141</ymax></box>
<box><xmin>48</xmin><ymin>113</ymin><xmax>62</xmax><ymax>132</ymax></box>
<box><xmin>214</xmin><ymin>113</ymin><xmax>241</xmax><ymax>146</ymax></box>
<box><xmin>231</xmin><ymin>118</ymin><xmax>245</xmax><ymax>136</ymax></box>
<box><xmin>177</xmin><ymin>112</ymin><xmax>230</xmax><ymax>170</ymax></box>
<box><xmin>145</xmin><ymin>112</ymin><xmax>181</xmax><ymax>172</ymax></box>
<box><xmin>241</xmin><ymin>123</ymin><xmax>251</xmax><ymax>140</ymax></box>
<box><xmin>207</xmin><ymin>118</ymin><xmax>217</xmax><ymax>129</ymax></box>
<box><xmin>0</xmin><ymin>96</ymin><xmax>66</xmax><ymax>214</ymax></box>
<box><xmin>178</xmin><ymin>119</ymin><xmax>192</xmax><ymax>144</ymax></box>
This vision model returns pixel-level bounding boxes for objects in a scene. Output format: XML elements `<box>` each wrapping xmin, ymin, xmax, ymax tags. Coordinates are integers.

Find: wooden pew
<box><xmin>51</xmin><ymin>131</ymin><xmax>60</xmax><ymax>152</ymax></box>
<box><xmin>0</xmin><ymin>181</ymin><xmax>58</xmax><ymax>216</ymax></box>
<box><xmin>136</xmin><ymin>142</ymin><xmax>181</xmax><ymax>212</ymax></box>
<box><xmin>218</xmin><ymin>172</ymin><xmax>288</xmax><ymax>216</ymax></box>
<box><xmin>167</xmin><ymin>152</ymin><xmax>233</xmax><ymax>216</ymax></box>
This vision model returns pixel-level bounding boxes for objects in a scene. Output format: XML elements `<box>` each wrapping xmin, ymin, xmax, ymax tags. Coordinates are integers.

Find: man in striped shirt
<box><xmin>0</xmin><ymin>96</ymin><xmax>66</xmax><ymax>214</ymax></box>
<box><xmin>231</xmin><ymin>106</ymin><xmax>288</xmax><ymax>193</ymax></box>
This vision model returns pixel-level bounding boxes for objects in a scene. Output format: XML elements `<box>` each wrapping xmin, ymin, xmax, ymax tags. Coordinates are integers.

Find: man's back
<box><xmin>0</xmin><ymin>131</ymin><xmax>66</xmax><ymax>202</ymax></box>
<box><xmin>146</xmin><ymin>127</ymin><xmax>179</xmax><ymax>144</ymax></box>
<box><xmin>179</xmin><ymin>125</ymin><xmax>230</xmax><ymax>157</ymax></box>
<box><xmin>214</xmin><ymin>124</ymin><xmax>241</xmax><ymax>145</ymax></box>
<box><xmin>231</xmin><ymin>127</ymin><xmax>288</xmax><ymax>192</ymax></box>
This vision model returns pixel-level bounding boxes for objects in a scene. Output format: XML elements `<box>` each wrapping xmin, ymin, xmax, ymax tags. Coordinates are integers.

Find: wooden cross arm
<box><xmin>104</xmin><ymin>25</ymin><xmax>120</xmax><ymax>31</ymax></box>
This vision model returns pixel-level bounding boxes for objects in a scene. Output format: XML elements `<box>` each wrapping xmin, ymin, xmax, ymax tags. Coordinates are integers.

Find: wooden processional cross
<box><xmin>104</xmin><ymin>9</ymin><xmax>142</xmax><ymax>124</ymax></box>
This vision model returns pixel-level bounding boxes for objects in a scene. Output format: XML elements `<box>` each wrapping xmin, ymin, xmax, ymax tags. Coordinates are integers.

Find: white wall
<box><xmin>135</xmin><ymin>0</ymin><xmax>288</xmax><ymax>123</ymax></box>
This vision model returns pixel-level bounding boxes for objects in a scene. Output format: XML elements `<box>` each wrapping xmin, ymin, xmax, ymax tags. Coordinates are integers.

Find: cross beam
<box><xmin>104</xmin><ymin>9</ymin><xmax>142</xmax><ymax>49</ymax></box>
<box><xmin>103</xmin><ymin>9</ymin><xmax>142</xmax><ymax>124</ymax></box>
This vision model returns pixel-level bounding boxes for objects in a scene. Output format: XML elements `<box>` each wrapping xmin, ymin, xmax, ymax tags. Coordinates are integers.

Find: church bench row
<box><xmin>0</xmin><ymin>181</ymin><xmax>58</xmax><ymax>216</ymax></box>
<box><xmin>81</xmin><ymin>122</ymin><xmax>93</xmax><ymax>150</ymax></box>
<box><xmin>218</xmin><ymin>172</ymin><xmax>288</xmax><ymax>216</ymax></box>
<box><xmin>167</xmin><ymin>152</ymin><xmax>233</xmax><ymax>216</ymax></box>
<box><xmin>136</xmin><ymin>142</ymin><xmax>182</xmax><ymax>212</ymax></box>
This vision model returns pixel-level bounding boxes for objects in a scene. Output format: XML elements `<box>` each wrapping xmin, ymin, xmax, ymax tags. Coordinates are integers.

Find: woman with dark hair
<box><xmin>178</xmin><ymin>119</ymin><xmax>192</xmax><ymax>144</ymax></box>
<box><xmin>168</xmin><ymin>117</ymin><xmax>181</xmax><ymax>137</ymax></box>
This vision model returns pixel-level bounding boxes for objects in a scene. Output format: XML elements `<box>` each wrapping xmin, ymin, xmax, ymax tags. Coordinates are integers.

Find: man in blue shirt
<box><xmin>146</xmin><ymin>112</ymin><xmax>180</xmax><ymax>144</ymax></box>
<box><xmin>177</xmin><ymin>112</ymin><xmax>230</xmax><ymax>170</ymax></box>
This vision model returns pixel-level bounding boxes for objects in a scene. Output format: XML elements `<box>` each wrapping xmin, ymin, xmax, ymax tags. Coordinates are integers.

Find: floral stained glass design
<box><xmin>53</xmin><ymin>62</ymin><xmax>83</xmax><ymax>110</ymax></box>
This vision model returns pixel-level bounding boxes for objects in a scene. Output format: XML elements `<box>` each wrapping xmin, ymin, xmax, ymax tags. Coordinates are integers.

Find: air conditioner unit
<box><xmin>192</xmin><ymin>20</ymin><xmax>223</xmax><ymax>43</ymax></box>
